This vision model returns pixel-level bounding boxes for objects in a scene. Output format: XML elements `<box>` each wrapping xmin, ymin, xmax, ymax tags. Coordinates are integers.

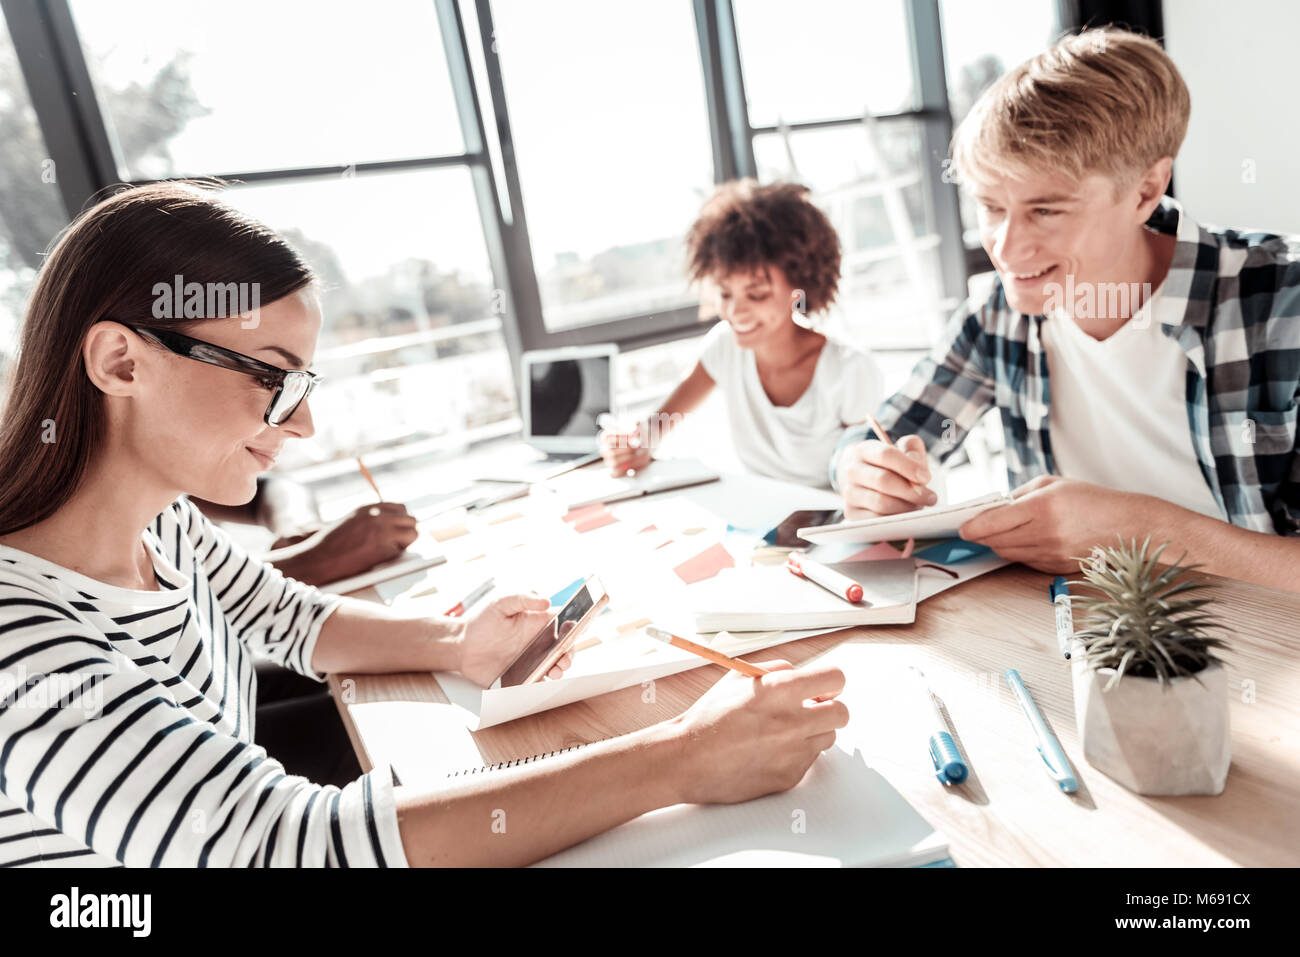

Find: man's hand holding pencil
<box><xmin>836</xmin><ymin>413</ymin><xmax>939</xmax><ymax>519</ymax></box>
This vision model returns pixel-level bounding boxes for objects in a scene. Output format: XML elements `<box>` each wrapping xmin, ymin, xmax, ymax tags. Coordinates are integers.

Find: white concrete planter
<box><xmin>1071</xmin><ymin>659</ymin><xmax>1231</xmax><ymax>796</ymax></box>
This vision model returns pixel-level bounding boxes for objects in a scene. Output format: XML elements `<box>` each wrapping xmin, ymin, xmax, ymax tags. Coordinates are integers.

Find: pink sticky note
<box><xmin>673</xmin><ymin>542</ymin><xmax>736</xmax><ymax>584</ymax></box>
<box><xmin>842</xmin><ymin>541</ymin><xmax>906</xmax><ymax>563</ymax></box>
<box><xmin>574</xmin><ymin>510</ymin><xmax>619</xmax><ymax>533</ymax></box>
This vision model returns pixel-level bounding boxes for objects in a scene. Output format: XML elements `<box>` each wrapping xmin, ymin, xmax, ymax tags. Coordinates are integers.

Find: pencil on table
<box><xmin>645</xmin><ymin>626</ymin><xmax>769</xmax><ymax>678</ymax></box>
<box><xmin>644</xmin><ymin>626</ymin><xmax>833</xmax><ymax>701</ymax></box>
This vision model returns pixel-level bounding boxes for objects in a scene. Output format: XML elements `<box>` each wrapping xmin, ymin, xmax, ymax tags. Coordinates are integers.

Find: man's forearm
<box><xmin>311</xmin><ymin>597</ymin><xmax>463</xmax><ymax>675</ymax></box>
<box><xmin>1144</xmin><ymin>497</ymin><xmax>1300</xmax><ymax>592</ymax></box>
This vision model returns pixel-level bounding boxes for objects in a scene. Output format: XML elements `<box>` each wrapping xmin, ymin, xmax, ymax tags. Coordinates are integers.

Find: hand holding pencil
<box><xmin>835</xmin><ymin>412</ymin><xmax>938</xmax><ymax>519</ymax></box>
<box><xmin>645</xmin><ymin>627</ymin><xmax>850</xmax><ymax>806</ymax></box>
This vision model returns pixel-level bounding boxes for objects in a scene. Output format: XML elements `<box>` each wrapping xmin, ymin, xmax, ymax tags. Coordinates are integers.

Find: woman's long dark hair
<box><xmin>0</xmin><ymin>181</ymin><xmax>315</xmax><ymax>534</ymax></box>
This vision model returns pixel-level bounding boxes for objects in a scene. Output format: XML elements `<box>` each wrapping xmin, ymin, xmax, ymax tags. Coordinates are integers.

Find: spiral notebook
<box><xmin>448</xmin><ymin>742</ymin><xmax>949</xmax><ymax>868</ymax></box>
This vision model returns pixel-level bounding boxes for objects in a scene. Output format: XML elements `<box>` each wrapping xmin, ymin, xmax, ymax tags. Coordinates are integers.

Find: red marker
<box><xmin>786</xmin><ymin>553</ymin><xmax>863</xmax><ymax>604</ymax></box>
<box><xmin>444</xmin><ymin>578</ymin><xmax>494</xmax><ymax>618</ymax></box>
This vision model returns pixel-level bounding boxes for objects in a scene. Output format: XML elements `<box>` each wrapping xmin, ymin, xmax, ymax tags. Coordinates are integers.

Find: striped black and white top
<box><xmin>0</xmin><ymin>496</ymin><xmax>408</xmax><ymax>867</ymax></box>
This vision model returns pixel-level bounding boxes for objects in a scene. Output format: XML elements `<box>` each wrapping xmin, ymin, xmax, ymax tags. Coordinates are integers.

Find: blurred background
<box><xmin>1</xmin><ymin>0</ymin><xmax>1295</xmax><ymax>505</ymax></box>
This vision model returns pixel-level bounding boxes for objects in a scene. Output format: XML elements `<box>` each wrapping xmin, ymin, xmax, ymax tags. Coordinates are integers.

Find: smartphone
<box><xmin>762</xmin><ymin>508</ymin><xmax>844</xmax><ymax>549</ymax></box>
<box><xmin>491</xmin><ymin>576</ymin><xmax>608</xmax><ymax>688</ymax></box>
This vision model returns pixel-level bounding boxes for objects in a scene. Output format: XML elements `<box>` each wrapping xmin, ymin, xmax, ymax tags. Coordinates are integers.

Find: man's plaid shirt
<box><xmin>832</xmin><ymin>196</ymin><xmax>1300</xmax><ymax>537</ymax></box>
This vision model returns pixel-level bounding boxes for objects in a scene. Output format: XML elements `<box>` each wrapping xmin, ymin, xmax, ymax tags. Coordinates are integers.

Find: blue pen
<box><xmin>910</xmin><ymin>667</ymin><xmax>967</xmax><ymax>785</ymax></box>
<box><xmin>1049</xmin><ymin>576</ymin><xmax>1073</xmax><ymax>659</ymax></box>
<box><xmin>1004</xmin><ymin>669</ymin><xmax>1077</xmax><ymax>793</ymax></box>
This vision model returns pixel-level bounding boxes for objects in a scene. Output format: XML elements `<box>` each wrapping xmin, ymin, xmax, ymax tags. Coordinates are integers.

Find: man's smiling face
<box><xmin>970</xmin><ymin>169</ymin><xmax>1149</xmax><ymax>317</ymax></box>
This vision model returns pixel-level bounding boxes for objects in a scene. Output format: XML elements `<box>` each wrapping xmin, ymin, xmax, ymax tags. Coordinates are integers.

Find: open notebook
<box><xmin>549</xmin><ymin>458</ymin><xmax>720</xmax><ymax>511</ymax></box>
<box><xmin>797</xmin><ymin>491</ymin><xmax>1013</xmax><ymax>545</ymax></box>
<box><xmin>688</xmin><ymin>558</ymin><xmax>918</xmax><ymax>632</ymax></box>
<box><xmin>506</xmin><ymin>743</ymin><xmax>949</xmax><ymax>868</ymax></box>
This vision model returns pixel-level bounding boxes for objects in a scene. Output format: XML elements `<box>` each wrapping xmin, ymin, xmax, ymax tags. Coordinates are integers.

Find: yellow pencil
<box><xmin>645</xmin><ymin>626</ymin><xmax>769</xmax><ymax>678</ymax></box>
<box><xmin>644</xmin><ymin>626</ymin><xmax>834</xmax><ymax>701</ymax></box>
<box><xmin>355</xmin><ymin>456</ymin><xmax>383</xmax><ymax>502</ymax></box>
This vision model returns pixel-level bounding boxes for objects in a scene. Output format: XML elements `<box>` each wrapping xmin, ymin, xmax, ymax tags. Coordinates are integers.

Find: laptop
<box><xmin>476</xmin><ymin>344</ymin><xmax>617</xmax><ymax>483</ymax></box>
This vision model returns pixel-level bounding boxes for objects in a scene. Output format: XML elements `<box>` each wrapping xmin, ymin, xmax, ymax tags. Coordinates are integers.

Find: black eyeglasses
<box><xmin>122</xmin><ymin>323</ymin><xmax>322</xmax><ymax>427</ymax></box>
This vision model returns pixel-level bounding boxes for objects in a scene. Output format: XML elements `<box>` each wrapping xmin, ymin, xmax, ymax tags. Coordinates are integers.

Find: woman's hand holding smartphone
<box><xmin>456</xmin><ymin>593</ymin><xmax>572</xmax><ymax>688</ymax></box>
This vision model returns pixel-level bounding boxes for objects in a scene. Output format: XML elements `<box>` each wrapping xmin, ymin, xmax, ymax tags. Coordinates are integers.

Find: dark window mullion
<box><xmin>121</xmin><ymin>153</ymin><xmax>484</xmax><ymax>190</ymax></box>
<box><xmin>436</xmin><ymin>0</ymin><xmax>525</xmax><ymax>377</ymax></box>
<box><xmin>907</xmin><ymin>0</ymin><xmax>968</xmax><ymax>304</ymax></box>
<box><xmin>2</xmin><ymin>0</ymin><xmax>111</xmax><ymax>218</ymax></box>
<box><xmin>470</xmin><ymin>0</ymin><xmax>552</xmax><ymax>355</ymax></box>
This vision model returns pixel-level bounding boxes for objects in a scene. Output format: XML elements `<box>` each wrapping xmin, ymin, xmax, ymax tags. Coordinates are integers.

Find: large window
<box><xmin>735</xmin><ymin>0</ymin><xmax>958</xmax><ymax>350</ymax></box>
<box><xmin>55</xmin><ymin>0</ymin><xmax>517</xmax><ymax>476</ymax></box>
<box><xmin>2</xmin><ymin>0</ymin><xmax>1065</xmax><ymax>474</ymax></box>
<box><xmin>491</xmin><ymin>0</ymin><xmax>715</xmax><ymax>332</ymax></box>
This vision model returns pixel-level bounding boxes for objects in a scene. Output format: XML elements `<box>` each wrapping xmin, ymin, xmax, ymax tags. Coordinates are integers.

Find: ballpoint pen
<box><xmin>1050</xmin><ymin>576</ymin><xmax>1073</xmax><ymax>659</ymax></box>
<box><xmin>1003</xmin><ymin>668</ymin><xmax>1078</xmax><ymax>793</ymax></box>
<box><xmin>909</xmin><ymin>667</ymin><xmax>967</xmax><ymax>784</ymax></box>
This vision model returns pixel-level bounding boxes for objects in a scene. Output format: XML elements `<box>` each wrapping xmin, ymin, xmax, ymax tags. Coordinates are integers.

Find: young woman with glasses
<box><xmin>0</xmin><ymin>182</ymin><xmax>847</xmax><ymax>867</ymax></box>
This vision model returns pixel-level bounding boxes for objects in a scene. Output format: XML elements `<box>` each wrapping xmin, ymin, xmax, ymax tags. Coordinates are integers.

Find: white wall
<box><xmin>1164</xmin><ymin>0</ymin><xmax>1300</xmax><ymax>234</ymax></box>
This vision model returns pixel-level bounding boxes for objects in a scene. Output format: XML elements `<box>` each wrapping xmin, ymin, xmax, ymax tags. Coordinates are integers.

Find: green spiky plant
<box><xmin>1069</xmin><ymin>537</ymin><xmax>1227</xmax><ymax>691</ymax></box>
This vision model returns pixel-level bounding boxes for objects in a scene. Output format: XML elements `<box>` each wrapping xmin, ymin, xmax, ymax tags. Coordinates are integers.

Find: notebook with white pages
<box><xmin>479</xmin><ymin>743</ymin><xmax>950</xmax><ymax>868</ymax></box>
<box><xmin>316</xmin><ymin>544</ymin><xmax>447</xmax><ymax>596</ymax></box>
<box><xmin>688</xmin><ymin>558</ymin><xmax>918</xmax><ymax>632</ymax></box>
<box><xmin>550</xmin><ymin>458</ymin><xmax>720</xmax><ymax>511</ymax></box>
<box><xmin>797</xmin><ymin>490</ymin><xmax>1013</xmax><ymax>545</ymax></box>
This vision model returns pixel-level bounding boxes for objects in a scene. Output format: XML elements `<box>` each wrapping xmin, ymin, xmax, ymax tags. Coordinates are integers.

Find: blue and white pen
<box><xmin>1050</xmin><ymin>576</ymin><xmax>1073</xmax><ymax>660</ymax></box>
<box><xmin>1004</xmin><ymin>669</ymin><xmax>1077</xmax><ymax>794</ymax></box>
<box><xmin>910</xmin><ymin>667</ymin><xmax>968</xmax><ymax>785</ymax></box>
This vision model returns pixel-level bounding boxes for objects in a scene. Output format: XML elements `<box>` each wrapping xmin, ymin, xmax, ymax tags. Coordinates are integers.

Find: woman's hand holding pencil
<box><xmin>646</xmin><ymin>626</ymin><xmax>848</xmax><ymax>805</ymax></box>
<box><xmin>836</xmin><ymin>412</ymin><xmax>938</xmax><ymax>520</ymax></box>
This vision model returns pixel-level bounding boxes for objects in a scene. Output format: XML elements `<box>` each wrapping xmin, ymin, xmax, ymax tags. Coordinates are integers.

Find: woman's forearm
<box><xmin>394</xmin><ymin>717</ymin><xmax>687</xmax><ymax>866</ymax></box>
<box><xmin>1146</xmin><ymin>497</ymin><xmax>1300</xmax><ymax>592</ymax></box>
<box><xmin>311</xmin><ymin>597</ymin><xmax>463</xmax><ymax>674</ymax></box>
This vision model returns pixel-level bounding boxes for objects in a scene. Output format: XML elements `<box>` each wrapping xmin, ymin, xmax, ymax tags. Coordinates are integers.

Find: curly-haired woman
<box><xmin>601</xmin><ymin>179</ymin><xmax>898</xmax><ymax>494</ymax></box>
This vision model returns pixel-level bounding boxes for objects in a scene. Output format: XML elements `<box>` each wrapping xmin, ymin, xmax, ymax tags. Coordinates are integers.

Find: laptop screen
<box><xmin>527</xmin><ymin>352</ymin><xmax>612</xmax><ymax>442</ymax></box>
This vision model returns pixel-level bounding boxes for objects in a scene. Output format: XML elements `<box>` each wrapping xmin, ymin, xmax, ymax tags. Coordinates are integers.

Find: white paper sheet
<box><xmin>533</xmin><ymin>744</ymin><xmax>949</xmax><ymax>867</ymax></box>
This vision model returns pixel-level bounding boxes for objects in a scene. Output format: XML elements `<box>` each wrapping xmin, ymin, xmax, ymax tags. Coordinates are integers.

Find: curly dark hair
<box><xmin>685</xmin><ymin>179</ymin><xmax>841</xmax><ymax>315</ymax></box>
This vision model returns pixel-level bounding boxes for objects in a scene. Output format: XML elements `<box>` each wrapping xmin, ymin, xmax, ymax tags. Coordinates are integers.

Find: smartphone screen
<box><xmin>496</xmin><ymin>582</ymin><xmax>597</xmax><ymax>688</ymax></box>
<box><xmin>763</xmin><ymin>508</ymin><xmax>844</xmax><ymax>549</ymax></box>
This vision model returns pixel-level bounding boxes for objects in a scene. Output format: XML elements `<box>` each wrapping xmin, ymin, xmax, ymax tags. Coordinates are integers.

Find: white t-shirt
<box><xmin>1042</xmin><ymin>288</ymin><xmax>1224</xmax><ymax>519</ymax></box>
<box><xmin>698</xmin><ymin>322</ymin><xmax>884</xmax><ymax>489</ymax></box>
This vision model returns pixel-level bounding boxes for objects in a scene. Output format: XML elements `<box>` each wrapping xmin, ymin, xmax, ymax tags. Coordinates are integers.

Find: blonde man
<box><xmin>832</xmin><ymin>28</ymin><xmax>1300</xmax><ymax>590</ymax></box>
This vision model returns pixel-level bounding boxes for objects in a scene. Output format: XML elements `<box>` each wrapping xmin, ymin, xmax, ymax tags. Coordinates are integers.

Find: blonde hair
<box><xmin>950</xmin><ymin>28</ymin><xmax>1190</xmax><ymax>192</ymax></box>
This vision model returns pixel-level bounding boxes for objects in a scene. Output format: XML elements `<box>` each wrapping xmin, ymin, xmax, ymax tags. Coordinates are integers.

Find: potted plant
<box><xmin>1068</xmin><ymin>537</ymin><xmax>1231</xmax><ymax>796</ymax></box>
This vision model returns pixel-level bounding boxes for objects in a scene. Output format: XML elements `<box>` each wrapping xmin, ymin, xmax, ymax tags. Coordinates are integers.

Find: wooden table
<box><xmin>330</xmin><ymin>544</ymin><xmax>1300</xmax><ymax>868</ymax></box>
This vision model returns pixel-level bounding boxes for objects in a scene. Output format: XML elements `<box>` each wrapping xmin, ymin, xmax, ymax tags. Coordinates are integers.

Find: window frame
<box><xmin>5</xmin><ymin>0</ymin><xmax>980</xmax><ymax>384</ymax></box>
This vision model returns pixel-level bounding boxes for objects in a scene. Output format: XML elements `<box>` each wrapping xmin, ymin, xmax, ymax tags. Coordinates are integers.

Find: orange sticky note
<box><xmin>673</xmin><ymin>542</ymin><xmax>735</xmax><ymax>584</ymax></box>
